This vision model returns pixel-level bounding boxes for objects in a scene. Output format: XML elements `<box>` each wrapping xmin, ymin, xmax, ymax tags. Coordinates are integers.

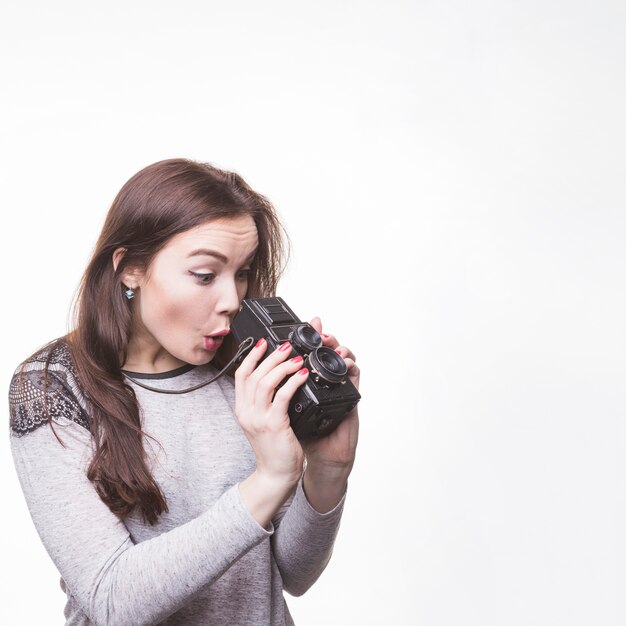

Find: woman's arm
<box><xmin>11</xmin><ymin>420</ymin><xmax>271</xmax><ymax>626</ymax></box>
<box><xmin>9</xmin><ymin>368</ymin><xmax>271</xmax><ymax>626</ymax></box>
<box><xmin>271</xmin><ymin>318</ymin><xmax>360</xmax><ymax>596</ymax></box>
<box><xmin>270</xmin><ymin>477</ymin><xmax>346</xmax><ymax>597</ymax></box>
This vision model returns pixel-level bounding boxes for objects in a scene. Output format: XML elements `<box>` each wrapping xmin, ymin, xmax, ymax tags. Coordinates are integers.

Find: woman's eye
<box><xmin>236</xmin><ymin>269</ymin><xmax>251</xmax><ymax>282</ymax></box>
<box><xmin>189</xmin><ymin>271</ymin><xmax>216</xmax><ymax>284</ymax></box>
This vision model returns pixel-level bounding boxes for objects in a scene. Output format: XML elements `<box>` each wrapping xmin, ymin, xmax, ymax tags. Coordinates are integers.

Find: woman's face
<box><xmin>123</xmin><ymin>214</ymin><xmax>259</xmax><ymax>372</ymax></box>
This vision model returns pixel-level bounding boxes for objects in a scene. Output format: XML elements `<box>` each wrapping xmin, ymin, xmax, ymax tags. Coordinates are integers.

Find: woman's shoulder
<box><xmin>11</xmin><ymin>337</ymin><xmax>78</xmax><ymax>381</ymax></box>
<box><xmin>9</xmin><ymin>338</ymin><xmax>91</xmax><ymax>437</ymax></box>
<box><xmin>18</xmin><ymin>337</ymin><xmax>73</xmax><ymax>368</ymax></box>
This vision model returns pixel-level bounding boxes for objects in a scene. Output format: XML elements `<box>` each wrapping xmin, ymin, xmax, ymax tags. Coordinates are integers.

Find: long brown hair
<box><xmin>62</xmin><ymin>158</ymin><xmax>287</xmax><ymax>524</ymax></box>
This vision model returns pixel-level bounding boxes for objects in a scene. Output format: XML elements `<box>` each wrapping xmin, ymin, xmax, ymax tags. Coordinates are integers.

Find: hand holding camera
<box><xmin>233</xmin><ymin>298</ymin><xmax>360</xmax><ymax>518</ymax></box>
<box><xmin>234</xmin><ymin>336</ymin><xmax>308</xmax><ymax>491</ymax></box>
<box><xmin>231</xmin><ymin>298</ymin><xmax>361</xmax><ymax>440</ymax></box>
<box><xmin>303</xmin><ymin>317</ymin><xmax>360</xmax><ymax>458</ymax></box>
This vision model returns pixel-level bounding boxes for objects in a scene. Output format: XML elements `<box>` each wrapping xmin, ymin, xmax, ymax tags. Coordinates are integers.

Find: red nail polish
<box><xmin>335</xmin><ymin>348</ymin><xmax>343</xmax><ymax>355</ymax></box>
<box><xmin>255</xmin><ymin>338</ymin><xmax>265</xmax><ymax>348</ymax></box>
<box><xmin>290</xmin><ymin>356</ymin><xmax>303</xmax><ymax>363</ymax></box>
<box><xmin>298</xmin><ymin>367</ymin><xmax>309</xmax><ymax>376</ymax></box>
<box><xmin>279</xmin><ymin>342</ymin><xmax>292</xmax><ymax>352</ymax></box>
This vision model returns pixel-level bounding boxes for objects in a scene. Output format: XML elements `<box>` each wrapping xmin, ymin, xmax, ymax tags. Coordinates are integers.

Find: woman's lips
<box><xmin>203</xmin><ymin>330</ymin><xmax>229</xmax><ymax>351</ymax></box>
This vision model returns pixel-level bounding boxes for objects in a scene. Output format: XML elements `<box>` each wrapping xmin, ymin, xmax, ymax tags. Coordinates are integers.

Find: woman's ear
<box><xmin>113</xmin><ymin>247</ymin><xmax>143</xmax><ymax>289</ymax></box>
<box><xmin>112</xmin><ymin>247</ymin><xmax>126</xmax><ymax>273</ymax></box>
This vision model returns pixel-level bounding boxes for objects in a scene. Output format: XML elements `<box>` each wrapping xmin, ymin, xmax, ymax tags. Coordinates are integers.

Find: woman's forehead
<box><xmin>160</xmin><ymin>215</ymin><xmax>259</xmax><ymax>259</ymax></box>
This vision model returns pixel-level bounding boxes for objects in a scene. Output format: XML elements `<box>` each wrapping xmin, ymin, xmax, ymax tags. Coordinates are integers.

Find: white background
<box><xmin>1</xmin><ymin>1</ymin><xmax>625</xmax><ymax>624</ymax></box>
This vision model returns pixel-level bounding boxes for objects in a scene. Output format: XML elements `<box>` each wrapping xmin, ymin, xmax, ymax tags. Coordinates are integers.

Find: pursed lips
<box><xmin>203</xmin><ymin>328</ymin><xmax>230</xmax><ymax>351</ymax></box>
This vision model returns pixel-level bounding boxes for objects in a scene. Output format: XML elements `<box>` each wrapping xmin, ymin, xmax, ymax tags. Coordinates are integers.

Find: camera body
<box><xmin>231</xmin><ymin>297</ymin><xmax>361</xmax><ymax>439</ymax></box>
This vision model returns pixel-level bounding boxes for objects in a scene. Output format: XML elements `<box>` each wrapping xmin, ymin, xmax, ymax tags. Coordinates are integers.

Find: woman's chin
<box><xmin>189</xmin><ymin>347</ymin><xmax>217</xmax><ymax>366</ymax></box>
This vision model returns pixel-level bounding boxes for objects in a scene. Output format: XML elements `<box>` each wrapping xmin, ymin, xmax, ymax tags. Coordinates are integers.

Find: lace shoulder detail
<box><xmin>9</xmin><ymin>340</ymin><xmax>91</xmax><ymax>437</ymax></box>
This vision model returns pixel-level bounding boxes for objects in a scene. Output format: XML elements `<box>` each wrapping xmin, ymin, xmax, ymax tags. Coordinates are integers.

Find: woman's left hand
<box><xmin>300</xmin><ymin>316</ymin><xmax>360</xmax><ymax>511</ymax></box>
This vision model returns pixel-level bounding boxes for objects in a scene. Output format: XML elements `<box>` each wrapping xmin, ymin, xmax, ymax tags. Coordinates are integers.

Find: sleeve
<box><xmin>270</xmin><ymin>478</ymin><xmax>346</xmax><ymax>596</ymax></box>
<box><xmin>9</xmin><ymin>367</ymin><xmax>272</xmax><ymax>626</ymax></box>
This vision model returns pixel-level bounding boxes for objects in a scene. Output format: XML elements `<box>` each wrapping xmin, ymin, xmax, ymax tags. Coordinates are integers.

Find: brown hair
<box><xmin>61</xmin><ymin>158</ymin><xmax>287</xmax><ymax>523</ymax></box>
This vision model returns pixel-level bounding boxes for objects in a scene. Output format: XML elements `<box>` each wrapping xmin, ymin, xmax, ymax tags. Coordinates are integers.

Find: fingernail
<box><xmin>298</xmin><ymin>367</ymin><xmax>309</xmax><ymax>376</ymax></box>
<box><xmin>290</xmin><ymin>356</ymin><xmax>303</xmax><ymax>363</ymax></box>
<box><xmin>322</xmin><ymin>333</ymin><xmax>330</xmax><ymax>339</ymax></box>
<box><xmin>255</xmin><ymin>338</ymin><xmax>265</xmax><ymax>348</ymax></box>
<box><xmin>335</xmin><ymin>348</ymin><xmax>343</xmax><ymax>355</ymax></box>
<box><xmin>279</xmin><ymin>342</ymin><xmax>292</xmax><ymax>352</ymax></box>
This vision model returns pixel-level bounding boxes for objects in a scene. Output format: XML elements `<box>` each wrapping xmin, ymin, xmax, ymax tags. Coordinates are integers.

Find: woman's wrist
<box><xmin>238</xmin><ymin>470</ymin><xmax>299</xmax><ymax>530</ymax></box>
<box><xmin>302</xmin><ymin>462</ymin><xmax>351</xmax><ymax>514</ymax></box>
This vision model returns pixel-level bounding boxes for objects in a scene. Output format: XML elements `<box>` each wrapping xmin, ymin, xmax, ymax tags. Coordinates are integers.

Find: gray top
<box><xmin>8</xmin><ymin>342</ymin><xmax>345</xmax><ymax>625</ymax></box>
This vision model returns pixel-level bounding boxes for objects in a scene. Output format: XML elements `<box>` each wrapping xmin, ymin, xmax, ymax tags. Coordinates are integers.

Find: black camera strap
<box><xmin>122</xmin><ymin>337</ymin><xmax>255</xmax><ymax>395</ymax></box>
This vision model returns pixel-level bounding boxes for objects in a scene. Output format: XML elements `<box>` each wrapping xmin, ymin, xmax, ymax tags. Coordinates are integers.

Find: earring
<box><xmin>124</xmin><ymin>287</ymin><xmax>136</xmax><ymax>300</ymax></box>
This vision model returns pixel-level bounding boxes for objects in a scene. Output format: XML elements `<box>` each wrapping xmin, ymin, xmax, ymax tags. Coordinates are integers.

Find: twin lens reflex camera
<box><xmin>231</xmin><ymin>297</ymin><xmax>361</xmax><ymax>440</ymax></box>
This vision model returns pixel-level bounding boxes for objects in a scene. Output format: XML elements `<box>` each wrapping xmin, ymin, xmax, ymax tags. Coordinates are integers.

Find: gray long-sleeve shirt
<box><xmin>8</xmin><ymin>342</ymin><xmax>345</xmax><ymax>625</ymax></box>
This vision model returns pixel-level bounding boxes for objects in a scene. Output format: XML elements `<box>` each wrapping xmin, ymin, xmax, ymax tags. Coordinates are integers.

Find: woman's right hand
<box><xmin>234</xmin><ymin>338</ymin><xmax>309</xmax><ymax>527</ymax></box>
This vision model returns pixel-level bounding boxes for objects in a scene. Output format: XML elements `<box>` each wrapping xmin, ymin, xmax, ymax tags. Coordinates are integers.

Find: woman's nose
<box><xmin>216</xmin><ymin>277</ymin><xmax>242</xmax><ymax>316</ymax></box>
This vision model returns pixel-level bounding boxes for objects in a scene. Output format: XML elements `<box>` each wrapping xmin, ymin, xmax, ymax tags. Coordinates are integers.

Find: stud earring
<box><xmin>124</xmin><ymin>287</ymin><xmax>136</xmax><ymax>300</ymax></box>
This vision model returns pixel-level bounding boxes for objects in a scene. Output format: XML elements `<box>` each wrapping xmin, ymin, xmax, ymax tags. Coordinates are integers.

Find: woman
<box><xmin>8</xmin><ymin>158</ymin><xmax>360</xmax><ymax>625</ymax></box>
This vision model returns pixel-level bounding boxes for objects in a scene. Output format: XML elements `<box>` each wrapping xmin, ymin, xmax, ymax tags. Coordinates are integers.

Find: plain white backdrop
<box><xmin>1</xmin><ymin>1</ymin><xmax>625</xmax><ymax>624</ymax></box>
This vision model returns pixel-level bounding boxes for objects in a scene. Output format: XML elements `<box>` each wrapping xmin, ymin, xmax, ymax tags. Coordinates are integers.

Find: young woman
<box><xmin>8</xmin><ymin>158</ymin><xmax>360</xmax><ymax>625</ymax></box>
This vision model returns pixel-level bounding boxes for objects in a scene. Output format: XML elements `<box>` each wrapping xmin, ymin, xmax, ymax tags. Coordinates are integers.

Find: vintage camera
<box><xmin>231</xmin><ymin>297</ymin><xmax>361</xmax><ymax>439</ymax></box>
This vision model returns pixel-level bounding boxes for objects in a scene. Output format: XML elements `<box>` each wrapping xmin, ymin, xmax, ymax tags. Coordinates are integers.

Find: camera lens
<box><xmin>308</xmin><ymin>346</ymin><xmax>347</xmax><ymax>383</ymax></box>
<box><xmin>290</xmin><ymin>325</ymin><xmax>322</xmax><ymax>352</ymax></box>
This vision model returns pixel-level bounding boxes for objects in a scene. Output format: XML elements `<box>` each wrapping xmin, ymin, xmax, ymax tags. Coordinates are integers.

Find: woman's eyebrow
<box><xmin>187</xmin><ymin>249</ymin><xmax>228</xmax><ymax>263</ymax></box>
<box><xmin>186</xmin><ymin>248</ymin><xmax>258</xmax><ymax>264</ymax></box>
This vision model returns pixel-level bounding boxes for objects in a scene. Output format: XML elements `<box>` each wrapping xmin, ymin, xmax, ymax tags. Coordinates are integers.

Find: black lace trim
<box><xmin>9</xmin><ymin>341</ymin><xmax>91</xmax><ymax>437</ymax></box>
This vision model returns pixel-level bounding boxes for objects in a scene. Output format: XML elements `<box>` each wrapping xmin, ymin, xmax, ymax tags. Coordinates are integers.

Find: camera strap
<box><xmin>122</xmin><ymin>337</ymin><xmax>255</xmax><ymax>395</ymax></box>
